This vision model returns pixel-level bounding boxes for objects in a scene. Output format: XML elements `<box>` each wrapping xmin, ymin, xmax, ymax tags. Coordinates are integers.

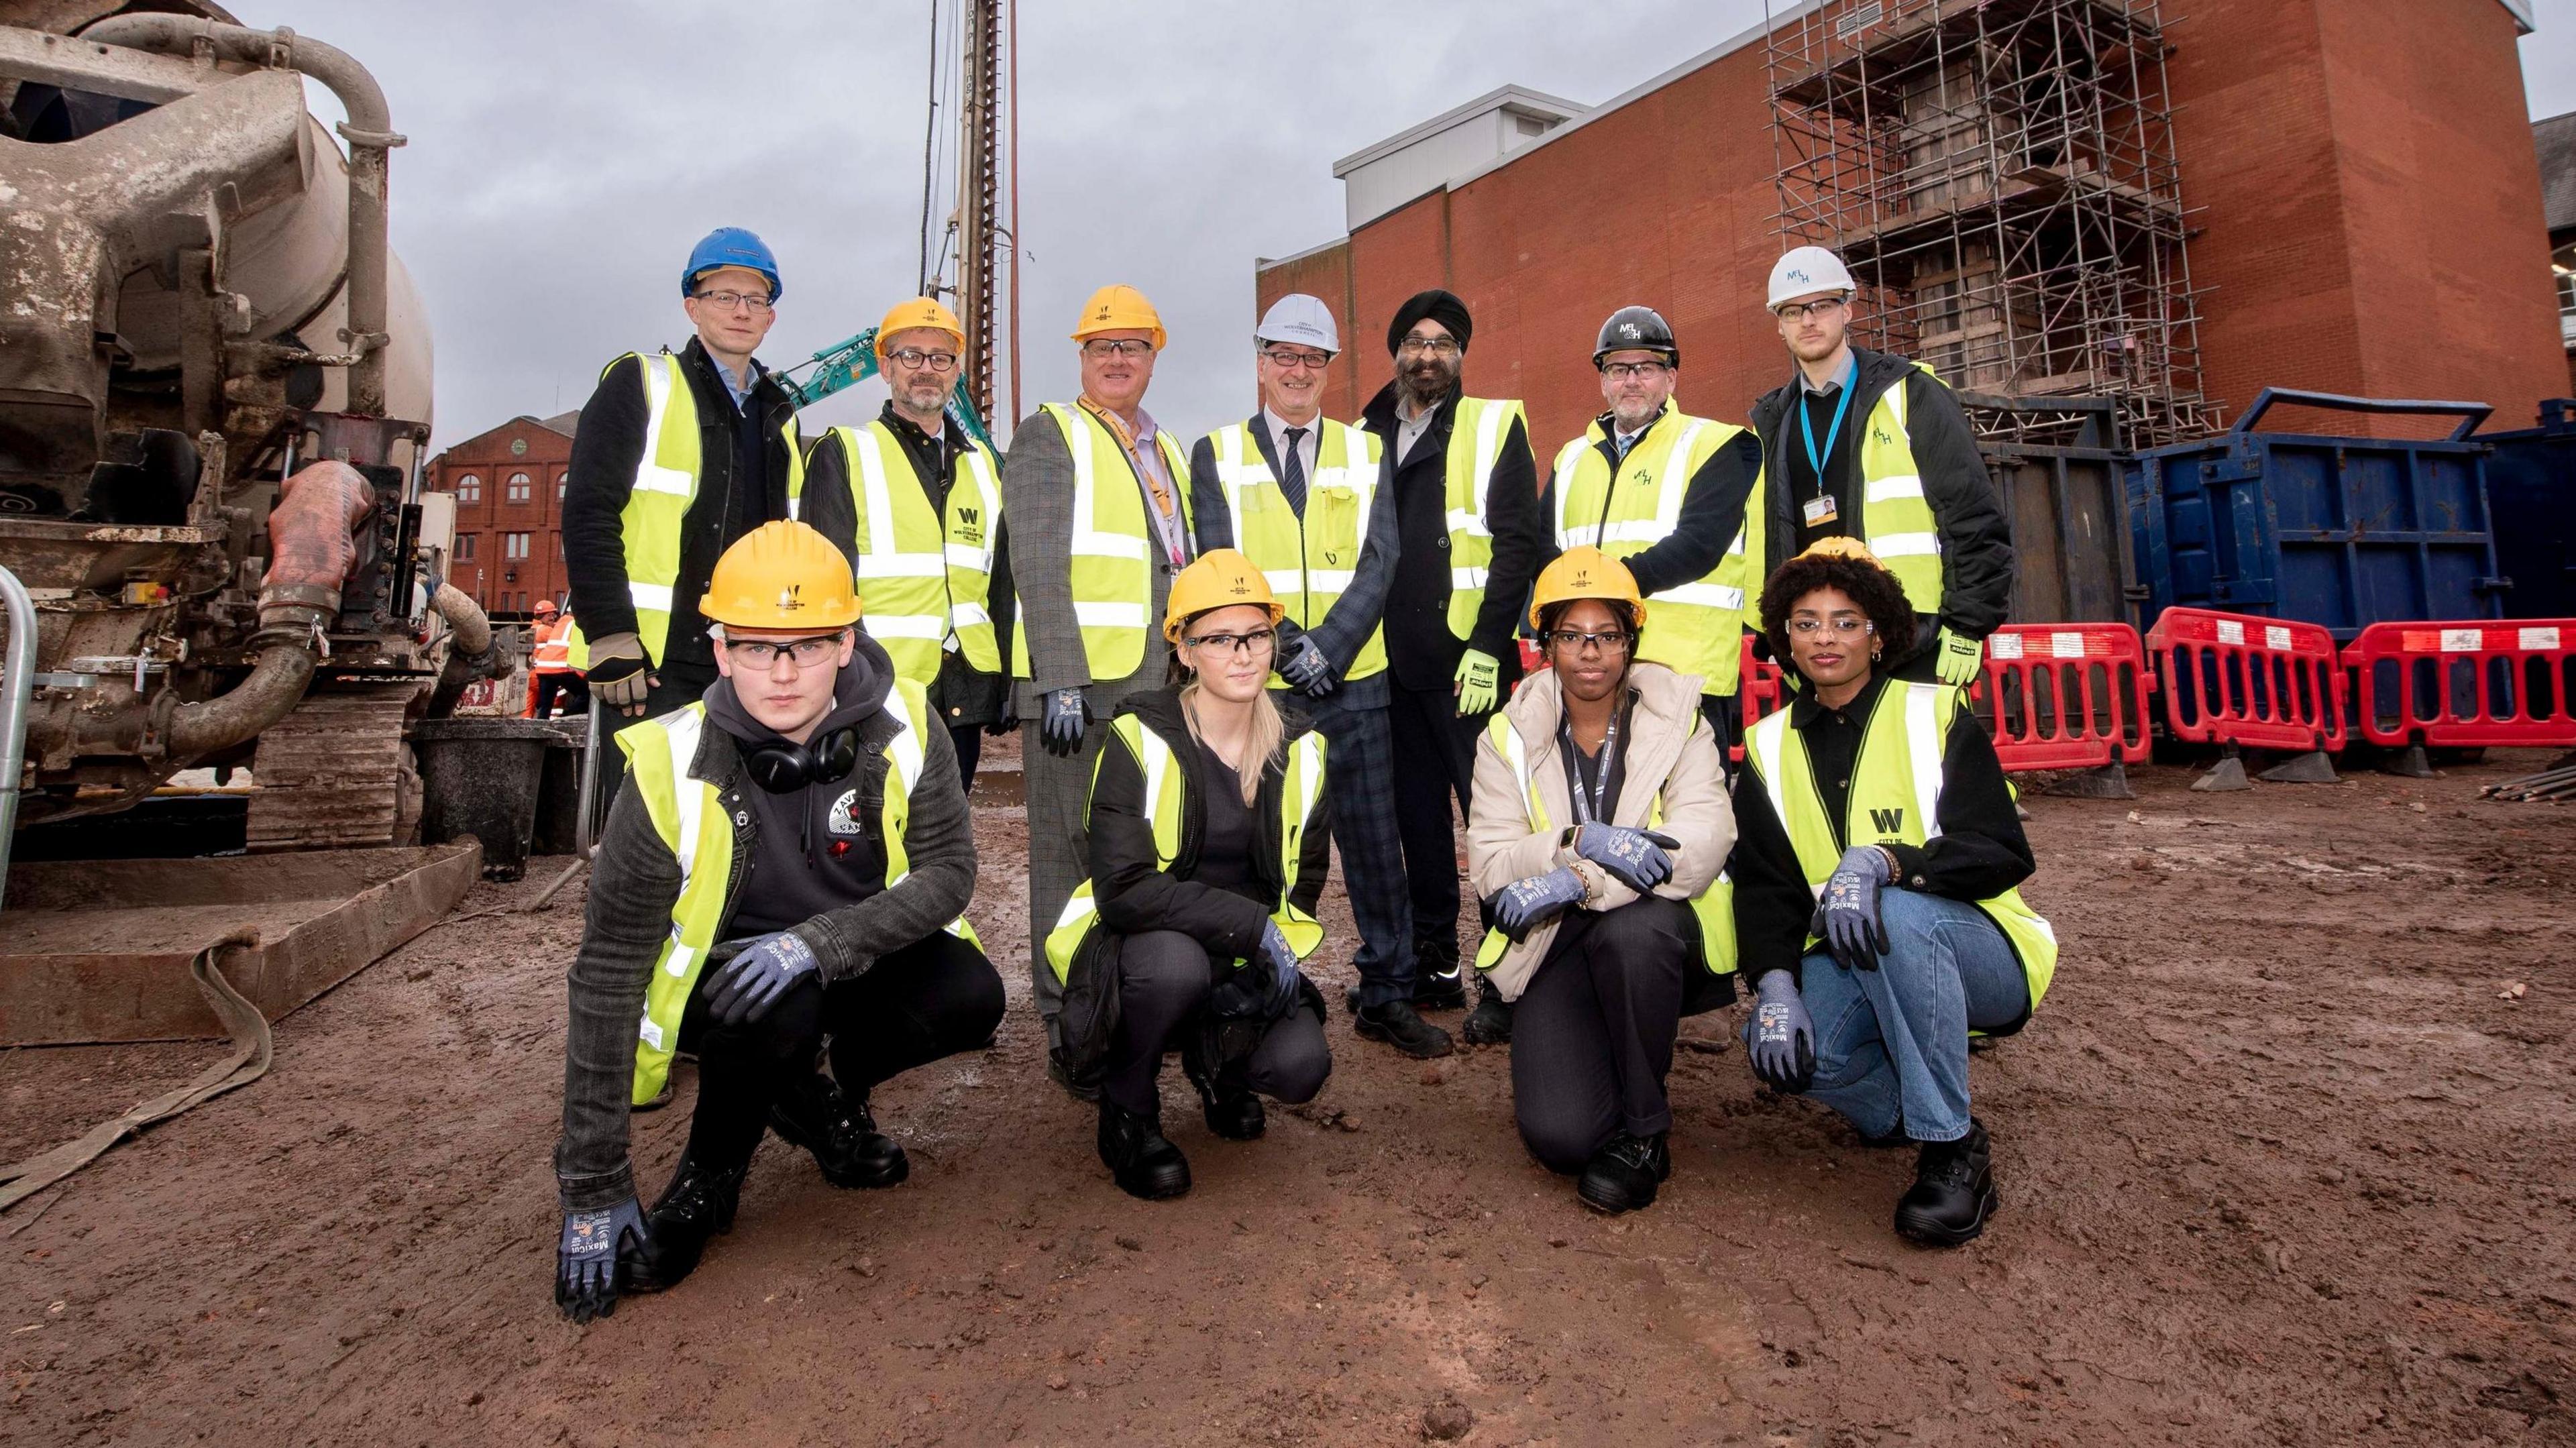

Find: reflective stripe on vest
<box><xmin>1440</xmin><ymin>397</ymin><xmax>1525</xmax><ymax>641</ymax></box>
<box><xmin>823</xmin><ymin>421</ymin><xmax>1005</xmax><ymax>685</ymax></box>
<box><xmin>619</xmin><ymin>680</ymin><xmax>974</xmax><ymax>1104</ymax></box>
<box><xmin>1210</xmin><ymin>419</ymin><xmax>1388</xmax><ymax>685</ymax></box>
<box><xmin>1009</xmin><ymin>404</ymin><xmax>1194</xmax><ymax>683</ymax></box>
<box><xmin>1551</xmin><ymin>409</ymin><xmax>1759</xmax><ymax>693</ymax></box>
<box><xmin>1469</xmin><ymin>710</ymin><xmax>1735</xmax><ymax>976</ymax></box>
<box><xmin>566</xmin><ymin>351</ymin><xmax>808</xmax><ymax>670</ymax></box>
<box><xmin>1042</xmin><ymin>714</ymin><xmax>1328</xmax><ymax>982</ymax></box>
<box><xmin>1854</xmin><ymin>365</ymin><xmax>1943</xmax><ymax>614</ymax></box>
<box><xmin>531</xmin><ymin>618</ymin><xmax>573</xmax><ymax>672</ymax></box>
<box><xmin>1739</xmin><ymin>681</ymin><xmax>2055</xmax><ymax>1012</ymax></box>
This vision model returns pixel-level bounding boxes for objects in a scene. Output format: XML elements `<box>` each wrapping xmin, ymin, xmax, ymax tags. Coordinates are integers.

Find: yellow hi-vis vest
<box><xmin>616</xmin><ymin>678</ymin><xmax>979</xmax><ymax>1104</ymax></box>
<box><xmin>1846</xmin><ymin>362</ymin><xmax>1945</xmax><ymax>616</ymax></box>
<box><xmin>1205</xmin><ymin>419</ymin><xmax>1388</xmax><ymax>686</ymax></box>
<box><xmin>1042</xmin><ymin>713</ymin><xmax>1328</xmax><ymax>983</ymax></box>
<box><xmin>814</xmin><ymin>421</ymin><xmax>1004</xmax><ymax>686</ymax></box>
<box><xmin>1740</xmin><ymin>680</ymin><xmax>2055</xmax><ymax>1013</ymax></box>
<box><xmin>1550</xmin><ymin>408</ymin><xmax>1762</xmax><ymax>694</ymax></box>
<box><xmin>1433</xmin><ymin>396</ymin><xmax>1528</xmax><ymax>641</ymax></box>
<box><xmin>1470</xmin><ymin>710</ymin><xmax>1735</xmax><ymax>977</ymax></box>
<box><xmin>1010</xmin><ymin>403</ymin><xmax>1195</xmax><ymax>684</ymax></box>
<box><xmin>567</xmin><ymin>350</ymin><xmax>808</xmax><ymax>670</ymax></box>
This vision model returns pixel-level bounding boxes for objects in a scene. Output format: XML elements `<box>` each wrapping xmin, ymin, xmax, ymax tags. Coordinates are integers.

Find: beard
<box><xmin>1401</xmin><ymin>357</ymin><xmax>1458</xmax><ymax>408</ymax></box>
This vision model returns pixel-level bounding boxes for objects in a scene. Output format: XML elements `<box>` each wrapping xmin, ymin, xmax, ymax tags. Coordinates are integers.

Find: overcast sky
<box><xmin>240</xmin><ymin>0</ymin><xmax>2576</xmax><ymax>452</ymax></box>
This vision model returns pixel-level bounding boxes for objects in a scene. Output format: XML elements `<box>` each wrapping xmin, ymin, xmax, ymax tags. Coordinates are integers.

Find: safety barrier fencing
<box><xmin>2341</xmin><ymin>620</ymin><xmax>2576</xmax><ymax>749</ymax></box>
<box><xmin>1732</xmin><ymin>637</ymin><xmax>1786</xmax><ymax>761</ymax></box>
<box><xmin>1969</xmin><ymin>624</ymin><xmax>2156</xmax><ymax>771</ymax></box>
<box><xmin>2143</xmin><ymin>606</ymin><xmax>2347</xmax><ymax>755</ymax></box>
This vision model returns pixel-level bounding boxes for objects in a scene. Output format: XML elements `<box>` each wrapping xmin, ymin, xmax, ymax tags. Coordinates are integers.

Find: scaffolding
<box><xmin>1764</xmin><ymin>0</ymin><xmax>2215</xmax><ymax>445</ymax></box>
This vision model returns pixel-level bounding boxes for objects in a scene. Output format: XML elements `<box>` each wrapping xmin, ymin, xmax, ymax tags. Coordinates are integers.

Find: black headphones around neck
<box><xmin>743</xmin><ymin>726</ymin><xmax>861</xmax><ymax>793</ymax></box>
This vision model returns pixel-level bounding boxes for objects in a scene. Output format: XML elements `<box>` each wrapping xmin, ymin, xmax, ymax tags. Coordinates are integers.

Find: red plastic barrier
<box><xmin>2341</xmin><ymin>620</ymin><xmax>2576</xmax><ymax>748</ymax></box>
<box><xmin>2145</xmin><ymin>607</ymin><xmax>2347</xmax><ymax>753</ymax></box>
<box><xmin>1733</xmin><ymin>636</ymin><xmax>1786</xmax><ymax>760</ymax></box>
<box><xmin>1970</xmin><ymin>623</ymin><xmax>2155</xmax><ymax>771</ymax></box>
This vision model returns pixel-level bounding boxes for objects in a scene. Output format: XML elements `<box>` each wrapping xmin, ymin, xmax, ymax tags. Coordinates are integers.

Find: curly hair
<box><xmin>1757</xmin><ymin>553</ymin><xmax>1917</xmax><ymax>675</ymax></box>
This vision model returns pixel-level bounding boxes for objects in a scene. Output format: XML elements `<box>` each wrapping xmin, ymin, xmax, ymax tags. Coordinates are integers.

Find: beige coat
<box><xmin>1468</xmin><ymin>661</ymin><xmax>1735</xmax><ymax>1001</ymax></box>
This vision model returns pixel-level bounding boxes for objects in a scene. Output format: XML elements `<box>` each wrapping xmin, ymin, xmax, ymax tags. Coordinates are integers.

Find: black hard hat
<box><xmin>1593</xmin><ymin>306</ymin><xmax>1678</xmax><ymax>368</ymax></box>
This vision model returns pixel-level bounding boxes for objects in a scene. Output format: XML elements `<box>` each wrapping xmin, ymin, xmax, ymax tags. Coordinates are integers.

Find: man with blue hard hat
<box><xmin>562</xmin><ymin>227</ymin><xmax>810</xmax><ymax>724</ymax></box>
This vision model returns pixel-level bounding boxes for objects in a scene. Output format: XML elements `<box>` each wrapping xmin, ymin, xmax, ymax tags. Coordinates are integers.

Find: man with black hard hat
<box><xmin>1360</xmin><ymin>289</ymin><xmax>1547</xmax><ymax>1049</ymax></box>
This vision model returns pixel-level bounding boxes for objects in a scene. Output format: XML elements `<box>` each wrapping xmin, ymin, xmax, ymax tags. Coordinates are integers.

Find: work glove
<box><xmin>584</xmin><ymin>630</ymin><xmax>655</xmax><ymax>717</ymax></box>
<box><xmin>1809</xmin><ymin>844</ymin><xmax>1893</xmax><ymax>972</ymax></box>
<box><xmin>555</xmin><ymin>1195</ymin><xmax>649</xmax><ymax>1323</ymax></box>
<box><xmin>1210</xmin><ymin>921</ymin><xmax>1302</xmax><ymax>1020</ymax></box>
<box><xmin>1933</xmin><ymin>626</ymin><xmax>1983</xmax><ymax>687</ymax></box>
<box><xmin>988</xmin><ymin>693</ymin><xmax>1018</xmax><ymax>736</ymax></box>
<box><xmin>1748</xmin><ymin>971</ymin><xmax>1817</xmax><ymax>1093</ymax></box>
<box><xmin>1454</xmin><ymin>649</ymin><xmax>1502</xmax><ymax>717</ymax></box>
<box><xmin>1279</xmin><ymin>634</ymin><xmax>1339</xmax><ymax>696</ymax></box>
<box><xmin>702</xmin><ymin>931</ymin><xmax>819</xmax><ymax>1025</ymax></box>
<box><xmin>1038</xmin><ymin>687</ymin><xmax>1089</xmax><ymax>757</ymax></box>
<box><xmin>1256</xmin><ymin>920</ymin><xmax>1303</xmax><ymax>1019</ymax></box>
<box><xmin>1574</xmin><ymin>824</ymin><xmax>1682</xmax><ymax>895</ymax></box>
<box><xmin>1490</xmin><ymin>867</ymin><xmax>1587</xmax><ymax>942</ymax></box>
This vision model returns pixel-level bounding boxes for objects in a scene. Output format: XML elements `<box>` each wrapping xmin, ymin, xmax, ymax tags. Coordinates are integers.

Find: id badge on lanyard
<box><xmin>1800</xmin><ymin>357</ymin><xmax>1857</xmax><ymax>531</ymax></box>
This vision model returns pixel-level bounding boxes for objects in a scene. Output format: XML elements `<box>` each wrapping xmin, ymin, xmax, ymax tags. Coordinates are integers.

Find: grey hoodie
<box><xmin>704</xmin><ymin>643</ymin><xmax>896</xmax><ymax>938</ymax></box>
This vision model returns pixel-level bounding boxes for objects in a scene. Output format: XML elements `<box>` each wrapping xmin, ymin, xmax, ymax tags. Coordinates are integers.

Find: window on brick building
<box><xmin>557</xmin><ymin>471</ymin><xmax>570</xmax><ymax>500</ymax></box>
<box><xmin>555</xmin><ymin>534</ymin><xmax>565</xmax><ymax>560</ymax></box>
<box><xmin>508</xmin><ymin>472</ymin><xmax>531</xmax><ymax>502</ymax></box>
<box><xmin>455</xmin><ymin>533</ymin><xmax>476</xmax><ymax>560</ymax></box>
<box><xmin>504</xmin><ymin>533</ymin><xmax>529</xmax><ymax>560</ymax></box>
<box><xmin>456</xmin><ymin>474</ymin><xmax>480</xmax><ymax>504</ymax></box>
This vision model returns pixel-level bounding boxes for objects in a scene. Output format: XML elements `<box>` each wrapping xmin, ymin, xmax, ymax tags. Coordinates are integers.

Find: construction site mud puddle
<box><xmin>1</xmin><ymin>750</ymin><xmax>2570</xmax><ymax>1444</ymax></box>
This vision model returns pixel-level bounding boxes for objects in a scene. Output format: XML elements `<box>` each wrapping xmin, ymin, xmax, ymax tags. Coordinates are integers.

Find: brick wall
<box><xmin>425</xmin><ymin>418</ymin><xmax>572</xmax><ymax>618</ymax></box>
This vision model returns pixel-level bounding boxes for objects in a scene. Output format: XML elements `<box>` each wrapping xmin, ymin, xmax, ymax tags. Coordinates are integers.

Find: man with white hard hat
<box><xmin>1187</xmin><ymin>295</ymin><xmax>1442</xmax><ymax>1058</ymax></box>
<box><xmin>1747</xmin><ymin>246</ymin><xmax>2013</xmax><ymax>687</ymax></box>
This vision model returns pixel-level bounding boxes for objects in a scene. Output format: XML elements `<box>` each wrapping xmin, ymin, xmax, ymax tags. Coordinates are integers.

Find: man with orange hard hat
<box><xmin>526</xmin><ymin>600</ymin><xmax>587</xmax><ymax>720</ymax></box>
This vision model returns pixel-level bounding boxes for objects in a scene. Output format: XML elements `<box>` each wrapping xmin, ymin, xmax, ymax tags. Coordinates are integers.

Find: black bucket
<box><xmin>411</xmin><ymin>717</ymin><xmax>582</xmax><ymax>881</ymax></box>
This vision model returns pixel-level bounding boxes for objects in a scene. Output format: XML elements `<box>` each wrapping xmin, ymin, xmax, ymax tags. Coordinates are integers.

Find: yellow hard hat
<box><xmin>1163</xmin><ymin>548</ymin><xmax>1284</xmax><ymax>642</ymax></box>
<box><xmin>1796</xmin><ymin>535</ymin><xmax>1884</xmax><ymax>567</ymax></box>
<box><xmin>1071</xmin><ymin>284</ymin><xmax>1166</xmax><ymax>351</ymax></box>
<box><xmin>1528</xmin><ymin>546</ymin><xmax>1646</xmax><ymax>631</ymax></box>
<box><xmin>875</xmin><ymin>297</ymin><xmax>966</xmax><ymax>356</ymax></box>
<box><xmin>699</xmin><ymin>520</ymin><xmax>861</xmax><ymax>630</ymax></box>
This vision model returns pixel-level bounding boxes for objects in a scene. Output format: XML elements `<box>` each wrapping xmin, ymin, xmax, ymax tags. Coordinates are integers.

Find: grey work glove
<box><xmin>1809</xmin><ymin>844</ymin><xmax>1893</xmax><ymax>972</ymax></box>
<box><xmin>1278</xmin><ymin>634</ymin><xmax>1339</xmax><ymax>696</ymax></box>
<box><xmin>1574</xmin><ymin>824</ymin><xmax>1682</xmax><ymax>894</ymax></box>
<box><xmin>1039</xmin><ymin>687</ymin><xmax>1089</xmax><ymax>757</ymax></box>
<box><xmin>555</xmin><ymin>1195</ymin><xmax>649</xmax><ymax>1323</ymax></box>
<box><xmin>702</xmin><ymin>931</ymin><xmax>819</xmax><ymax>1025</ymax></box>
<box><xmin>582</xmin><ymin>630</ymin><xmax>655</xmax><ymax>717</ymax></box>
<box><xmin>1748</xmin><ymin>970</ymin><xmax>1817</xmax><ymax>1093</ymax></box>
<box><xmin>1210</xmin><ymin>920</ymin><xmax>1301</xmax><ymax>1021</ymax></box>
<box><xmin>1257</xmin><ymin>920</ymin><xmax>1303</xmax><ymax>1018</ymax></box>
<box><xmin>1491</xmin><ymin>867</ymin><xmax>1587</xmax><ymax>942</ymax></box>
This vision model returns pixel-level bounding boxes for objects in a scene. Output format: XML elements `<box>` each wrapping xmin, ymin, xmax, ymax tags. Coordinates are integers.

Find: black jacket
<box><xmin>1360</xmin><ymin>382</ymin><xmax>1546</xmax><ymax>691</ymax></box>
<box><xmin>561</xmin><ymin>336</ymin><xmax>801</xmax><ymax>679</ymax></box>
<box><xmin>1748</xmin><ymin>347</ymin><xmax>2015</xmax><ymax>649</ymax></box>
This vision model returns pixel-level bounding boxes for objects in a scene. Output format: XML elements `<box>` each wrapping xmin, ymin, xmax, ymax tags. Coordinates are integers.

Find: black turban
<box><xmin>1386</xmin><ymin>288</ymin><xmax>1473</xmax><ymax>357</ymax></box>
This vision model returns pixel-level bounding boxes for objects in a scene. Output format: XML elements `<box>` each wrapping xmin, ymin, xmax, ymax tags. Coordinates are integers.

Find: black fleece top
<box><xmin>704</xmin><ymin>646</ymin><xmax>894</xmax><ymax>938</ymax></box>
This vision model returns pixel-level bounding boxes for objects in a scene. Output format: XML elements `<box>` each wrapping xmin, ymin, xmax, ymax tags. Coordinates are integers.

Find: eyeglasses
<box><xmin>1260</xmin><ymin>347</ymin><xmax>1334</xmax><ymax>372</ymax></box>
<box><xmin>1600</xmin><ymin>361</ymin><xmax>1670</xmax><ymax>381</ymax></box>
<box><xmin>1082</xmin><ymin>338</ymin><xmax>1155</xmax><ymax>359</ymax></box>
<box><xmin>1182</xmin><ymin>626</ymin><xmax>1276</xmax><ymax>655</ymax></box>
<box><xmin>721</xmin><ymin>632</ymin><xmax>844</xmax><ymax>667</ymax></box>
<box><xmin>1397</xmin><ymin>335</ymin><xmax>1460</xmax><ymax>357</ymax></box>
<box><xmin>1786</xmin><ymin>616</ymin><xmax>1874</xmax><ymax>638</ymax></box>
<box><xmin>1546</xmin><ymin>629</ymin><xmax>1632</xmax><ymax>654</ymax></box>
<box><xmin>888</xmin><ymin>347</ymin><xmax>959</xmax><ymax>373</ymax></box>
<box><xmin>1775</xmin><ymin>297</ymin><xmax>1847</xmax><ymax>321</ymax></box>
<box><xmin>694</xmin><ymin>289</ymin><xmax>774</xmax><ymax>314</ymax></box>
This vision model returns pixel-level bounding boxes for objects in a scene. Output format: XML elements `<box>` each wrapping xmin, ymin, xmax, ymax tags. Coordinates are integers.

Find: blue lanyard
<box><xmin>1799</xmin><ymin>353</ymin><xmax>1858</xmax><ymax>488</ymax></box>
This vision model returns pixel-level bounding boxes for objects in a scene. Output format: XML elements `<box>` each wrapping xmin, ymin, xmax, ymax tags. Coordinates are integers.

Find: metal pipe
<box><xmin>0</xmin><ymin>567</ymin><xmax>37</xmax><ymax>913</ymax></box>
<box><xmin>80</xmin><ymin>15</ymin><xmax>405</xmax><ymax>416</ymax></box>
<box><xmin>164</xmin><ymin>643</ymin><xmax>315</xmax><ymax>759</ymax></box>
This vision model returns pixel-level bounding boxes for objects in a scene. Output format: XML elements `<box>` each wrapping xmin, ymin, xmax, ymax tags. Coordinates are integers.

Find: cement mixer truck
<box><xmin>0</xmin><ymin>1</ymin><xmax>496</xmax><ymax>850</ymax></box>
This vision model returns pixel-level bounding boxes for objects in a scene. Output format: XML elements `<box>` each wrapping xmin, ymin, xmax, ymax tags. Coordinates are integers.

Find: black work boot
<box><xmin>1181</xmin><ymin>1038</ymin><xmax>1265</xmax><ymax>1141</ymax></box>
<box><xmin>1354</xmin><ymin>999</ymin><xmax>1454</xmax><ymax>1059</ymax></box>
<box><xmin>1460</xmin><ymin>978</ymin><xmax>1514</xmax><ymax>1046</ymax></box>
<box><xmin>1575</xmin><ymin>1131</ymin><xmax>1672</xmax><ymax>1215</ymax></box>
<box><xmin>1894</xmin><ymin>1118</ymin><xmax>1998</xmax><ymax>1246</ymax></box>
<box><xmin>1097</xmin><ymin>1099</ymin><xmax>1191</xmax><ymax>1201</ymax></box>
<box><xmin>767</xmin><ymin>1070</ymin><xmax>908</xmax><ymax>1189</ymax></box>
<box><xmin>1413</xmin><ymin>936</ymin><xmax>1467</xmax><ymax>1009</ymax></box>
<box><xmin>626</xmin><ymin>1154</ymin><xmax>749</xmax><ymax>1292</ymax></box>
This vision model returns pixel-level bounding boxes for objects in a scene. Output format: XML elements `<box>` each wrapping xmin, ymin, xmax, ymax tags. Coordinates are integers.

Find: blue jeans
<box><xmin>1745</xmin><ymin>889</ymin><xmax>2029</xmax><ymax>1144</ymax></box>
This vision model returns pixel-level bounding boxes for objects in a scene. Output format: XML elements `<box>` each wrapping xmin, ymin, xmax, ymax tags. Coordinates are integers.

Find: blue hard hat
<box><xmin>682</xmin><ymin>227</ymin><xmax>781</xmax><ymax>301</ymax></box>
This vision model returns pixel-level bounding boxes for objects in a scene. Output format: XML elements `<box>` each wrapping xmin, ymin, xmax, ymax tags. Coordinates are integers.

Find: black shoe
<box><xmin>1894</xmin><ymin>1118</ymin><xmax>1998</xmax><ymax>1246</ymax></box>
<box><xmin>1460</xmin><ymin>983</ymin><xmax>1513</xmax><ymax>1046</ymax></box>
<box><xmin>625</xmin><ymin>1154</ymin><xmax>748</xmax><ymax>1292</ymax></box>
<box><xmin>1413</xmin><ymin>966</ymin><xmax>1468</xmax><ymax>1011</ymax></box>
<box><xmin>1180</xmin><ymin>1036</ymin><xmax>1265</xmax><ymax>1141</ymax></box>
<box><xmin>1097</xmin><ymin>1100</ymin><xmax>1191</xmax><ymax>1201</ymax></box>
<box><xmin>1354</xmin><ymin>999</ymin><xmax>1454</xmax><ymax>1059</ymax></box>
<box><xmin>767</xmin><ymin>1071</ymin><xmax>908</xmax><ymax>1189</ymax></box>
<box><xmin>1576</xmin><ymin>1132</ymin><xmax>1672</xmax><ymax>1214</ymax></box>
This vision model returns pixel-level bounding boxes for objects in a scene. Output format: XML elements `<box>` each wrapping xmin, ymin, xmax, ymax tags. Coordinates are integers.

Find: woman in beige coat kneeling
<box><xmin>1467</xmin><ymin>547</ymin><xmax>1737</xmax><ymax>1215</ymax></box>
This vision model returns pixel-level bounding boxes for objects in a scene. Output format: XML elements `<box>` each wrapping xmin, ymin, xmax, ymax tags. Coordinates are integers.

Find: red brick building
<box><xmin>424</xmin><ymin>412</ymin><xmax>578</xmax><ymax>620</ymax></box>
<box><xmin>1258</xmin><ymin>0</ymin><xmax>2566</xmax><ymax>449</ymax></box>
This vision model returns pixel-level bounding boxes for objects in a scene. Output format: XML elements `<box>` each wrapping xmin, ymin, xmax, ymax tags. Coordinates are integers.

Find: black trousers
<box><xmin>681</xmin><ymin>932</ymin><xmax>1005</xmax><ymax>1170</ymax></box>
<box><xmin>531</xmin><ymin>671</ymin><xmax>589</xmax><ymax>719</ymax></box>
<box><xmin>1509</xmin><ymin>895</ymin><xmax>1694</xmax><ymax>1174</ymax></box>
<box><xmin>1388</xmin><ymin>680</ymin><xmax>1490</xmax><ymax>969</ymax></box>
<box><xmin>1102</xmin><ymin>930</ymin><xmax>1332</xmax><ymax>1117</ymax></box>
<box><xmin>949</xmin><ymin>723</ymin><xmax>983</xmax><ymax>797</ymax></box>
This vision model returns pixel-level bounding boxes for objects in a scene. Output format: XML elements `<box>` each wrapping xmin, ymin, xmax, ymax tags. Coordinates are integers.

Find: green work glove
<box><xmin>1454</xmin><ymin>649</ymin><xmax>1502</xmax><ymax>717</ymax></box>
<box><xmin>1933</xmin><ymin>626</ymin><xmax>1982</xmax><ymax>687</ymax></box>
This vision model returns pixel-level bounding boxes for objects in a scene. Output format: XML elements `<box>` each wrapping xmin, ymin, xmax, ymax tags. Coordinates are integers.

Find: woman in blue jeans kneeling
<box><xmin>1729</xmin><ymin>538</ymin><xmax>2058</xmax><ymax>1245</ymax></box>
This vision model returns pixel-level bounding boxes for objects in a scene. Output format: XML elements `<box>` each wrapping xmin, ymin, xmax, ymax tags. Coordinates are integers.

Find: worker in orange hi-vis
<box><xmin>528</xmin><ymin>600</ymin><xmax>589</xmax><ymax>719</ymax></box>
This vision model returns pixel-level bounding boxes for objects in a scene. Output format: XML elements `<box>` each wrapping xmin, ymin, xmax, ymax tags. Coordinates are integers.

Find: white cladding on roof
<box><xmin>1332</xmin><ymin>85</ymin><xmax>1587</xmax><ymax>231</ymax></box>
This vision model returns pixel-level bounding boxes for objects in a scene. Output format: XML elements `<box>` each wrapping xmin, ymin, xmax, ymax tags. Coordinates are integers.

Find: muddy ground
<box><xmin>1</xmin><ymin>738</ymin><xmax>2571</xmax><ymax>1446</ymax></box>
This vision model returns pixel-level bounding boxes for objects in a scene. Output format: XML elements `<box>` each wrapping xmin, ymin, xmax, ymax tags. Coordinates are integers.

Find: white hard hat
<box><xmin>1255</xmin><ymin>293</ymin><xmax>1340</xmax><ymax>353</ymax></box>
<box><xmin>1768</xmin><ymin>246</ymin><xmax>1856</xmax><ymax>309</ymax></box>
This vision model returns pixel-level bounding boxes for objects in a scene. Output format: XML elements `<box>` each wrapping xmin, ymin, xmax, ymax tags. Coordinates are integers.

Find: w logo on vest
<box><xmin>1869</xmin><ymin>806</ymin><xmax>1904</xmax><ymax>835</ymax></box>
